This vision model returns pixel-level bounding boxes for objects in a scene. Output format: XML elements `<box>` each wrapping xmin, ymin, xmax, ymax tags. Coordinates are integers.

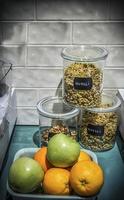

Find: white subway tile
<box><xmin>28</xmin><ymin>22</ymin><xmax>72</xmax><ymax>44</ymax></box>
<box><xmin>73</xmin><ymin>22</ymin><xmax>124</xmax><ymax>45</ymax></box>
<box><xmin>27</xmin><ymin>46</ymin><xmax>63</xmax><ymax>67</ymax></box>
<box><xmin>17</xmin><ymin>108</ymin><xmax>38</xmax><ymax>125</ymax></box>
<box><xmin>106</xmin><ymin>46</ymin><xmax>124</xmax><ymax>67</ymax></box>
<box><xmin>13</xmin><ymin>68</ymin><xmax>124</xmax><ymax>90</ymax></box>
<box><xmin>37</xmin><ymin>0</ymin><xmax>109</xmax><ymax>20</ymax></box>
<box><xmin>16</xmin><ymin>89</ymin><xmax>39</xmax><ymax>107</ymax></box>
<box><xmin>0</xmin><ymin>24</ymin><xmax>2</xmax><ymax>43</ymax></box>
<box><xmin>104</xmin><ymin>69</ymin><xmax>124</xmax><ymax>88</ymax></box>
<box><xmin>0</xmin><ymin>0</ymin><xmax>35</xmax><ymax>20</ymax></box>
<box><xmin>0</xmin><ymin>46</ymin><xmax>26</xmax><ymax>66</ymax></box>
<box><xmin>2</xmin><ymin>23</ymin><xmax>26</xmax><ymax>44</ymax></box>
<box><xmin>27</xmin><ymin>45</ymin><xmax>124</xmax><ymax>67</ymax></box>
<box><xmin>38</xmin><ymin>88</ymin><xmax>62</xmax><ymax>100</ymax></box>
<box><xmin>13</xmin><ymin>68</ymin><xmax>63</xmax><ymax>88</ymax></box>
<box><xmin>103</xmin><ymin>88</ymin><xmax>118</xmax><ymax>96</ymax></box>
<box><xmin>110</xmin><ymin>0</ymin><xmax>124</xmax><ymax>20</ymax></box>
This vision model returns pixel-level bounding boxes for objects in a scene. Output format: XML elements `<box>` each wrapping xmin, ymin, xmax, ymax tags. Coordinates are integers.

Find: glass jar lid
<box><xmin>86</xmin><ymin>93</ymin><xmax>121</xmax><ymax>113</ymax></box>
<box><xmin>61</xmin><ymin>45</ymin><xmax>108</xmax><ymax>62</ymax></box>
<box><xmin>37</xmin><ymin>96</ymin><xmax>80</xmax><ymax>119</ymax></box>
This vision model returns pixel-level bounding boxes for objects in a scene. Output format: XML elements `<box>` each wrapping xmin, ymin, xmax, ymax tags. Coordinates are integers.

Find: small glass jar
<box><xmin>80</xmin><ymin>93</ymin><xmax>121</xmax><ymax>151</ymax></box>
<box><xmin>37</xmin><ymin>96</ymin><xmax>80</xmax><ymax>146</ymax></box>
<box><xmin>61</xmin><ymin>46</ymin><xmax>108</xmax><ymax>108</ymax></box>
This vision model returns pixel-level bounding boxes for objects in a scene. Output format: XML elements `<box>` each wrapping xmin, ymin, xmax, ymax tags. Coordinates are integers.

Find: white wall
<box><xmin>0</xmin><ymin>0</ymin><xmax>124</xmax><ymax>124</ymax></box>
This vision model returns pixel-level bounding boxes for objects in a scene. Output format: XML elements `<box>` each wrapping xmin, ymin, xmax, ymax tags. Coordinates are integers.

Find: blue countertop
<box><xmin>0</xmin><ymin>125</ymin><xmax>124</xmax><ymax>200</ymax></box>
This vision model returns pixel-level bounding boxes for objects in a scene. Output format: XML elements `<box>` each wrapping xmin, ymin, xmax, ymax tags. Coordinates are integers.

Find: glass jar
<box><xmin>61</xmin><ymin>46</ymin><xmax>108</xmax><ymax>108</ymax></box>
<box><xmin>80</xmin><ymin>93</ymin><xmax>121</xmax><ymax>151</ymax></box>
<box><xmin>37</xmin><ymin>96</ymin><xmax>80</xmax><ymax>146</ymax></box>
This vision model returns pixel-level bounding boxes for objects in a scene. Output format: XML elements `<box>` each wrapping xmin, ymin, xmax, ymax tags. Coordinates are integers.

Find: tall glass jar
<box><xmin>80</xmin><ymin>93</ymin><xmax>121</xmax><ymax>151</ymax></box>
<box><xmin>37</xmin><ymin>96</ymin><xmax>80</xmax><ymax>146</ymax></box>
<box><xmin>61</xmin><ymin>46</ymin><xmax>108</xmax><ymax>108</ymax></box>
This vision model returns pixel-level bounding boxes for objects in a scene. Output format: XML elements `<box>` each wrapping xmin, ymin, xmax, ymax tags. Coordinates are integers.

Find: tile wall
<box><xmin>0</xmin><ymin>0</ymin><xmax>124</xmax><ymax>124</ymax></box>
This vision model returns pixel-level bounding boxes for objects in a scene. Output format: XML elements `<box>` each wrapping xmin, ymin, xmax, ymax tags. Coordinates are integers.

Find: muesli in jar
<box><xmin>64</xmin><ymin>62</ymin><xmax>103</xmax><ymax>107</ymax></box>
<box><xmin>61</xmin><ymin>46</ymin><xmax>108</xmax><ymax>108</ymax></box>
<box><xmin>80</xmin><ymin>94</ymin><xmax>121</xmax><ymax>151</ymax></box>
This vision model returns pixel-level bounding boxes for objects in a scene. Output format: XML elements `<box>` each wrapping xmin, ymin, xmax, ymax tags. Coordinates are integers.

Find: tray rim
<box><xmin>13</xmin><ymin>147</ymin><xmax>98</xmax><ymax>163</ymax></box>
<box><xmin>7</xmin><ymin>147</ymin><xmax>98</xmax><ymax>200</ymax></box>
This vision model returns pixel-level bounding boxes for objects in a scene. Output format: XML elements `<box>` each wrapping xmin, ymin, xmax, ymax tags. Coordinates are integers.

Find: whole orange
<box><xmin>34</xmin><ymin>147</ymin><xmax>52</xmax><ymax>172</ymax></box>
<box><xmin>70</xmin><ymin>161</ymin><xmax>104</xmax><ymax>196</ymax></box>
<box><xmin>43</xmin><ymin>168</ymin><xmax>71</xmax><ymax>195</ymax></box>
<box><xmin>78</xmin><ymin>151</ymin><xmax>91</xmax><ymax>162</ymax></box>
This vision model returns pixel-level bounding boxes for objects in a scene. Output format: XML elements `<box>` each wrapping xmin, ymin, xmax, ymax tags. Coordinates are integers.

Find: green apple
<box><xmin>8</xmin><ymin>157</ymin><xmax>44</xmax><ymax>193</ymax></box>
<box><xmin>47</xmin><ymin>133</ymin><xmax>80</xmax><ymax>167</ymax></box>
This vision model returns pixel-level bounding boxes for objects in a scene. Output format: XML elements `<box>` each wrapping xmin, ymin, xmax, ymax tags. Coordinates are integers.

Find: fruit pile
<box><xmin>8</xmin><ymin>133</ymin><xmax>104</xmax><ymax>197</ymax></box>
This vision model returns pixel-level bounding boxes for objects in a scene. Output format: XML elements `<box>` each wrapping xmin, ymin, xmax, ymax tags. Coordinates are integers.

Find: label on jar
<box><xmin>74</xmin><ymin>77</ymin><xmax>92</xmax><ymax>90</ymax></box>
<box><xmin>87</xmin><ymin>124</ymin><xmax>104</xmax><ymax>136</ymax></box>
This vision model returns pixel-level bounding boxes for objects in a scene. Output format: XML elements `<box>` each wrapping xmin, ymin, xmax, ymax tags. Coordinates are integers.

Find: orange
<box><xmin>66</xmin><ymin>151</ymin><xmax>91</xmax><ymax>171</ymax></box>
<box><xmin>70</xmin><ymin>161</ymin><xmax>104</xmax><ymax>196</ymax></box>
<box><xmin>34</xmin><ymin>147</ymin><xmax>52</xmax><ymax>172</ymax></box>
<box><xmin>78</xmin><ymin>151</ymin><xmax>92</xmax><ymax>162</ymax></box>
<box><xmin>43</xmin><ymin>168</ymin><xmax>71</xmax><ymax>195</ymax></box>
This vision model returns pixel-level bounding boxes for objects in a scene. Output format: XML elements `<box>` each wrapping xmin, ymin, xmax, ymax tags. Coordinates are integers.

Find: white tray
<box><xmin>7</xmin><ymin>147</ymin><xmax>98</xmax><ymax>200</ymax></box>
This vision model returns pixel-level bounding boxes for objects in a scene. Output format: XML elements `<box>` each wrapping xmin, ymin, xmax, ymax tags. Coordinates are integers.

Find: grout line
<box><xmin>0</xmin><ymin>20</ymin><xmax>124</xmax><ymax>23</ymax></box>
<box><xmin>34</xmin><ymin>0</ymin><xmax>37</xmax><ymax>20</ymax></box>
<box><xmin>15</xmin><ymin>87</ymin><xmax>118</xmax><ymax>90</ymax></box>
<box><xmin>12</xmin><ymin>66</ymin><xmax>124</xmax><ymax>70</ymax></box>
<box><xmin>1</xmin><ymin>23</ymin><xmax>4</xmax><ymax>43</ymax></box>
<box><xmin>0</xmin><ymin>44</ymin><xmax>27</xmax><ymax>47</ymax></box>
<box><xmin>70</xmin><ymin>21</ymin><xmax>73</xmax><ymax>44</ymax></box>
<box><xmin>25</xmin><ymin>22</ymin><xmax>29</xmax><ymax>67</ymax></box>
<box><xmin>108</xmin><ymin>0</ymin><xmax>111</xmax><ymax>20</ymax></box>
<box><xmin>101</xmin><ymin>87</ymin><xmax>120</xmax><ymax>90</ymax></box>
<box><xmin>105</xmin><ymin>67</ymin><xmax>124</xmax><ymax>70</ymax></box>
<box><xmin>24</xmin><ymin>23</ymin><xmax>28</xmax><ymax>67</ymax></box>
<box><xmin>12</xmin><ymin>66</ymin><xmax>63</xmax><ymax>69</ymax></box>
<box><xmin>1</xmin><ymin>44</ymin><xmax>124</xmax><ymax>47</ymax></box>
<box><xmin>25</xmin><ymin>23</ymin><xmax>28</xmax><ymax>44</ymax></box>
<box><xmin>17</xmin><ymin>106</ymin><xmax>36</xmax><ymax>109</ymax></box>
<box><xmin>15</xmin><ymin>87</ymin><xmax>61</xmax><ymax>90</ymax></box>
<box><xmin>25</xmin><ymin>45</ymin><xmax>28</xmax><ymax>67</ymax></box>
<box><xmin>0</xmin><ymin>20</ymin><xmax>74</xmax><ymax>23</ymax></box>
<box><xmin>72</xmin><ymin>21</ymin><xmax>74</xmax><ymax>44</ymax></box>
<box><xmin>37</xmin><ymin>87</ymin><xmax>40</xmax><ymax>101</ymax></box>
<box><xmin>15</xmin><ymin>87</ymin><xmax>124</xmax><ymax>90</ymax></box>
<box><xmin>27</xmin><ymin>44</ymin><xmax>124</xmax><ymax>47</ymax></box>
<box><xmin>15</xmin><ymin>88</ymin><xmax>59</xmax><ymax>90</ymax></box>
<box><xmin>104</xmin><ymin>88</ymin><xmax>120</xmax><ymax>90</ymax></box>
<box><xmin>14</xmin><ymin>87</ymin><xmax>124</xmax><ymax>92</ymax></box>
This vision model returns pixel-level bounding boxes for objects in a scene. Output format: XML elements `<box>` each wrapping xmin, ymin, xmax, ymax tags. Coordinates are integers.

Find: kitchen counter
<box><xmin>0</xmin><ymin>125</ymin><xmax>124</xmax><ymax>200</ymax></box>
